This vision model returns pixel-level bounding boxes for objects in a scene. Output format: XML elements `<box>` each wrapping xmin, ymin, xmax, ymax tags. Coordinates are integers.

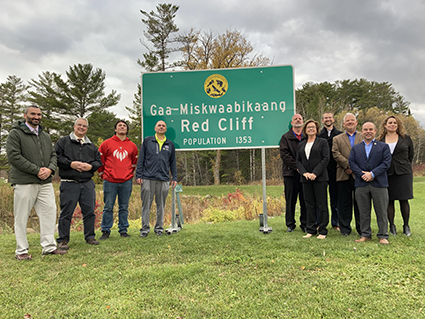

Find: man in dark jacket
<box><xmin>279</xmin><ymin>114</ymin><xmax>306</xmax><ymax>232</ymax></box>
<box><xmin>136</xmin><ymin>120</ymin><xmax>177</xmax><ymax>237</ymax></box>
<box><xmin>318</xmin><ymin>112</ymin><xmax>342</xmax><ymax>231</ymax></box>
<box><xmin>349</xmin><ymin>122</ymin><xmax>391</xmax><ymax>244</ymax></box>
<box><xmin>55</xmin><ymin>118</ymin><xmax>102</xmax><ymax>249</ymax></box>
<box><xmin>6</xmin><ymin>105</ymin><xmax>67</xmax><ymax>260</ymax></box>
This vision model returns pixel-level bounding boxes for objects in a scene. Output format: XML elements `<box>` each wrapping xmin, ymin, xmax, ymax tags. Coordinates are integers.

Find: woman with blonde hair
<box><xmin>378</xmin><ymin>115</ymin><xmax>414</xmax><ymax>236</ymax></box>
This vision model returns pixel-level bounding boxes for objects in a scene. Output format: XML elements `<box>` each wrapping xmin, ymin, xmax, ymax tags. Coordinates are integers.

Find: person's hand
<box><xmin>345</xmin><ymin>168</ymin><xmax>352</xmax><ymax>175</ymax></box>
<box><xmin>80</xmin><ymin>163</ymin><xmax>92</xmax><ymax>172</ymax></box>
<box><xmin>37</xmin><ymin>167</ymin><xmax>52</xmax><ymax>180</ymax></box>
<box><xmin>70</xmin><ymin>161</ymin><xmax>84</xmax><ymax>172</ymax></box>
<box><xmin>171</xmin><ymin>181</ymin><xmax>177</xmax><ymax>188</ymax></box>
<box><xmin>136</xmin><ymin>178</ymin><xmax>143</xmax><ymax>185</ymax></box>
<box><xmin>361</xmin><ymin>171</ymin><xmax>373</xmax><ymax>182</ymax></box>
<box><xmin>310</xmin><ymin>173</ymin><xmax>317</xmax><ymax>181</ymax></box>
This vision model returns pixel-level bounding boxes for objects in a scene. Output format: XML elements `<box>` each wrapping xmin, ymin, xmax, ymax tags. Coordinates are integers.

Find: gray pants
<box><xmin>355</xmin><ymin>184</ymin><xmax>389</xmax><ymax>239</ymax></box>
<box><xmin>140</xmin><ymin>179</ymin><xmax>170</xmax><ymax>234</ymax></box>
<box><xmin>13</xmin><ymin>183</ymin><xmax>57</xmax><ymax>255</ymax></box>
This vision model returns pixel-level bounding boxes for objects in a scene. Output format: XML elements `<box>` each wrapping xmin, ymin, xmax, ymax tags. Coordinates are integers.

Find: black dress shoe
<box><xmin>287</xmin><ymin>227</ymin><xmax>295</xmax><ymax>233</ymax></box>
<box><xmin>389</xmin><ymin>224</ymin><xmax>397</xmax><ymax>236</ymax></box>
<box><xmin>120</xmin><ymin>233</ymin><xmax>131</xmax><ymax>238</ymax></box>
<box><xmin>403</xmin><ymin>225</ymin><xmax>411</xmax><ymax>236</ymax></box>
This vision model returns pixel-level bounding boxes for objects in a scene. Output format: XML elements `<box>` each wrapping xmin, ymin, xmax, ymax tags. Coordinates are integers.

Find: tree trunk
<box><xmin>213</xmin><ymin>150</ymin><xmax>221</xmax><ymax>185</ymax></box>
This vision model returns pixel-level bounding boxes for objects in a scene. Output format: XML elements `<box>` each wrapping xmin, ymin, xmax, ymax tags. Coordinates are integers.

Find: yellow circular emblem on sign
<box><xmin>204</xmin><ymin>74</ymin><xmax>228</xmax><ymax>98</ymax></box>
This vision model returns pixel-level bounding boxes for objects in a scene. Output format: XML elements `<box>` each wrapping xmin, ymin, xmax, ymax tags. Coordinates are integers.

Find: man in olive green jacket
<box><xmin>6</xmin><ymin>105</ymin><xmax>67</xmax><ymax>260</ymax></box>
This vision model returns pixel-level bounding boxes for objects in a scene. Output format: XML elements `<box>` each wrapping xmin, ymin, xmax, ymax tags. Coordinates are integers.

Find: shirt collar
<box><xmin>25</xmin><ymin>122</ymin><xmax>39</xmax><ymax>135</ymax></box>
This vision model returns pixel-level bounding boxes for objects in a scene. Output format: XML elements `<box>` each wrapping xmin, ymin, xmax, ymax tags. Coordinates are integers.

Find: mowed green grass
<box><xmin>0</xmin><ymin>179</ymin><xmax>424</xmax><ymax>318</ymax></box>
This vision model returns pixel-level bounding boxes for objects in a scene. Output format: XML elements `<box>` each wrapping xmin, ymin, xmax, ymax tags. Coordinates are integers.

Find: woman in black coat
<box><xmin>296</xmin><ymin>119</ymin><xmax>330</xmax><ymax>239</ymax></box>
<box><xmin>379</xmin><ymin>116</ymin><xmax>414</xmax><ymax>236</ymax></box>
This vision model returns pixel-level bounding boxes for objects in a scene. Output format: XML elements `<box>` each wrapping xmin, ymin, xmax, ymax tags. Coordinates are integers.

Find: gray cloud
<box><xmin>1</xmin><ymin>0</ymin><xmax>424</xmax><ymax>124</ymax></box>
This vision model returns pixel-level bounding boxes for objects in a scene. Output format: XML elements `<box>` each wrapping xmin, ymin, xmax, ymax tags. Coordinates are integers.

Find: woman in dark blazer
<box><xmin>296</xmin><ymin>119</ymin><xmax>330</xmax><ymax>239</ymax></box>
<box><xmin>379</xmin><ymin>116</ymin><xmax>414</xmax><ymax>236</ymax></box>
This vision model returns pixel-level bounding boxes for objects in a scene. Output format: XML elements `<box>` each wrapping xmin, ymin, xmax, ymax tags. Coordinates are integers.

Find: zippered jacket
<box><xmin>279</xmin><ymin>129</ymin><xmax>304</xmax><ymax>177</ymax></box>
<box><xmin>6</xmin><ymin>120</ymin><xmax>57</xmax><ymax>185</ymax></box>
<box><xmin>98</xmin><ymin>135</ymin><xmax>138</xmax><ymax>183</ymax></box>
<box><xmin>55</xmin><ymin>133</ymin><xmax>102</xmax><ymax>182</ymax></box>
<box><xmin>135</xmin><ymin>136</ymin><xmax>177</xmax><ymax>182</ymax></box>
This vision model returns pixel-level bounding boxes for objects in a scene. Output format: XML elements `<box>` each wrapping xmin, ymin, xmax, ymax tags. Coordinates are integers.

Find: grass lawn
<box><xmin>1</xmin><ymin>179</ymin><xmax>425</xmax><ymax>318</ymax></box>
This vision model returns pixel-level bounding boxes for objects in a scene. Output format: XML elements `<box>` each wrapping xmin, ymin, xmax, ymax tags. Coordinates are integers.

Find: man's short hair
<box><xmin>343</xmin><ymin>113</ymin><xmax>356</xmax><ymax>122</ymax></box>
<box><xmin>322</xmin><ymin>112</ymin><xmax>334</xmax><ymax>119</ymax></box>
<box><xmin>25</xmin><ymin>105</ymin><xmax>40</xmax><ymax>114</ymax></box>
<box><xmin>74</xmin><ymin>118</ymin><xmax>89</xmax><ymax>127</ymax></box>
<box><xmin>114</xmin><ymin>120</ymin><xmax>129</xmax><ymax>135</ymax></box>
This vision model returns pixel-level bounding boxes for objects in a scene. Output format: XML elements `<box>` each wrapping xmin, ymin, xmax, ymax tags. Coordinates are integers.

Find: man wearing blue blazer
<box><xmin>348</xmin><ymin>122</ymin><xmax>392</xmax><ymax>244</ymax></box>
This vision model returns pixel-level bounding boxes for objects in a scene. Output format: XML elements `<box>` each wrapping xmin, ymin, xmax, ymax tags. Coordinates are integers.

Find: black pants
<box><xmin>328</xmin><ymin>177</ymin><xmax>339</xmax><ymax>227</ymax></box>
<box><xmin>57</xmin><ymin>180</ymin><xmax>96</xmax><ymax>243</ymax></box>
<box><xmin>284</xmin><ymin>176</ymin><xmax>306</xmax><ymax>230</ymax></box>
<box><xmin>337</xmin><ymin>176</ymin><xmax>361</xmax><ymax>235</ymax></box>
<box><xmin>303</xmin><ymin>181</ymin><xmax>329</xmax><ymax>235</ymax></box>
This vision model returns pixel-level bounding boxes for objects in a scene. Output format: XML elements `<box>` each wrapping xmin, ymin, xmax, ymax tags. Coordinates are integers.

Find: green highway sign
<box><xmin>141</xmin><ymin>65</ymin><xmax>294</xmax><ymax>150</ymax></box>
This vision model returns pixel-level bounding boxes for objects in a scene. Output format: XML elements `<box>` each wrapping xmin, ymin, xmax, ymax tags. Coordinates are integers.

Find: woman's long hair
<box><xmin>378</xmin><ymin>115</ymin><xmax>405</xmax><ymax>140</ymax></box>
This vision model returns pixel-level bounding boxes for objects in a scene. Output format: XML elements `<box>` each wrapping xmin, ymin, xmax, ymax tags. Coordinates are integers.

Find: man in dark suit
<box><xmin>279</xmin><ymin>114</ymin><xmax>307</xmax><ymax>232</ymax></box>
<box><xmin>318</xmin><ymin>112</ymin><xmax>342</xmax><ymax>230</ymax></box>
<box><xmin>349</xmin><ymin>122</ymin><xmax>391</xmax><ymax>244</ymax></box>
<box><xmin>332</xmin><ymin>113</ymin><xmax>362</xmax><ymax>236</ymax></box>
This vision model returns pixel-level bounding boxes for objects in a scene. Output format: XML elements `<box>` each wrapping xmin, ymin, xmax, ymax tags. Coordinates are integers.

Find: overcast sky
<box><xmin>1</xmin><ymin>0</ymin><xmax>425</xmax><ymax>126</ymax></box>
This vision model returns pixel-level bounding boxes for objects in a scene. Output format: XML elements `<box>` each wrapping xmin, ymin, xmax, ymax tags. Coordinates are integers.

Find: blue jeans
<box><xmin>101</xmin><ymin>179</ymin><xmax>133</xmax><ymax>233</ymax></box>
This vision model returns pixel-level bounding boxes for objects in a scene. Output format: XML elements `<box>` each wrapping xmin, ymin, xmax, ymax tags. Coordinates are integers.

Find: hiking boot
<box><xmin>58</xmin><ymin>241</ymin><xmax>69</xmax><ymax>250</ymax></box>
<box><xmin>99</xmin><ymin>232</ymin><xmax>110</xmax><ymax>240</ymax></box>
<box><xmin>86</xmin><ymin>238</ymin><xmax>99</xmax><ymax>245</ymax></box>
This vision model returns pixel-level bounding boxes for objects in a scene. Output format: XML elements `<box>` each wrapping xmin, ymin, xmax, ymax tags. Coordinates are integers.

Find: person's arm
<box><xmin>332</xmin><ymin>136</ymin><xmax>350</xmax><ymax>170</ymax></box>
<box><xmin>170</xmin><ymin>146</ymin><xmax>177</xmax><ymax>188</ymax></box>
<box><xmin>279</xmin><ymin>135</ymin><xmax>297</xmax><ymax>171</ymax></box>
<box><xmin>135</xmin><ymin>142</ymin><xmax>145</xmax><ymax>185</ymax></box>
<box><xmin>311</xmin><ymin>138</ymin><xmax>330</xmax><ymax>178</ymax></box>
<box><xmin>348</xmin><ymin>146</ymin><xmax>362</xmax><ymax>178</ymax></box>
<box><xmin>6</xmin><ymin>131</ymin><xmax>40</xmax><ymax>176</ymax></box>
<box><xmin>370</xmin><ymin>144</ymin><xmax>392</xmax><ymax>178</ymax></box>
<box><xmin>97</xmin><ymin>142</ymin><xmax>106</xmax><ymax>178</ymax></box>
<box><xmin>407</xmin><ymin>135</ymin><xmax>414</xmax><ymax>163</ymax></box>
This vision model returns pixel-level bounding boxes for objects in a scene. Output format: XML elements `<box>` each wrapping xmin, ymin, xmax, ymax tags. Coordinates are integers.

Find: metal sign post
<box><xmin>259</xmin><ymin>148</ymin><xmax>272</xmax><ymax>234</ymax></box>
<box><xmin>166</xmin><ymin>184</ymin><xmax>184</xmax><ymax>235</ymax></box>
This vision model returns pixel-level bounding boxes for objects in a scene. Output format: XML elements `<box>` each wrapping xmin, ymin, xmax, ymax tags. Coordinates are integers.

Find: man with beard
<box><xmin>6</xmin><ymin>105</ymin><xmax>67</xmax><ymax>260</ymax></box>
<box><xmin>318</xmin><ymin>112</ymin><xmax>342</xmax><ymax>231</ymax></box>
<box><xmin>279</xmin><ymin>114</ymin><xmax>307</xmax><ymax>232</ymax></box>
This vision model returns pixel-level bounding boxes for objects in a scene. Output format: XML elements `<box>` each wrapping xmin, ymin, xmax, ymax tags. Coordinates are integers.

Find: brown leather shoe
<box><xmin>16</xmin><ymin>253</ymin><xmax>32</xmax><ymax>260</ymax></box>
<box><xmin>43</xmin><ymin>249</ymin><xmax>68</xmax><ymax>255</ymax></box>
<box><xmin>355</xmin><ymin>237</ymin><xmax>372</xmax><ymax>242</ymax></box>
<box><xmin>86</xmin><ymin>238</ymin><xmax>99</xmax><ymax>245</ymax></box>
<box><xmin>379</xmin><ymin>238</ymin><xmax>389</xmax><ymax>245</ymax></box>
<box><xmin>58</xmin><ymin>241</ymin><xmax>69</xmax><ymax>250</ymax></box>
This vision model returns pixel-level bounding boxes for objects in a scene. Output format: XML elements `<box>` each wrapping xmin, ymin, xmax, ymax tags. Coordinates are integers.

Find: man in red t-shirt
<box><xmin>98</xmin><ymin>120</ymin><xmax>138</xmax><ymax>239</ymax></box>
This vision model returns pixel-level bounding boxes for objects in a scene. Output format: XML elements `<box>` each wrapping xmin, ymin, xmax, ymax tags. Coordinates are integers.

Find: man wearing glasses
<box><xmin>55</xmin><ymin>118</ymin><xmax>102</xmax><ymax>249</ymax></box>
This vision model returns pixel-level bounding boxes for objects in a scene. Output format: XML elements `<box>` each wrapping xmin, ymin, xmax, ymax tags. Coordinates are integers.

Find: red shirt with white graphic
<box><xmin>98</xmin><ymin>135</ymin><xmax>139</xmax><ymax>183</ymax></box>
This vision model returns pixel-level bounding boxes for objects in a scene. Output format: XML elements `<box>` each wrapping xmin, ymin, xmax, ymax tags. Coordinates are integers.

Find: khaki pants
<box><xmin>14</xmin><ymin>183</ymin><xmax>57</xmax><ymax>255</ymax></box>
